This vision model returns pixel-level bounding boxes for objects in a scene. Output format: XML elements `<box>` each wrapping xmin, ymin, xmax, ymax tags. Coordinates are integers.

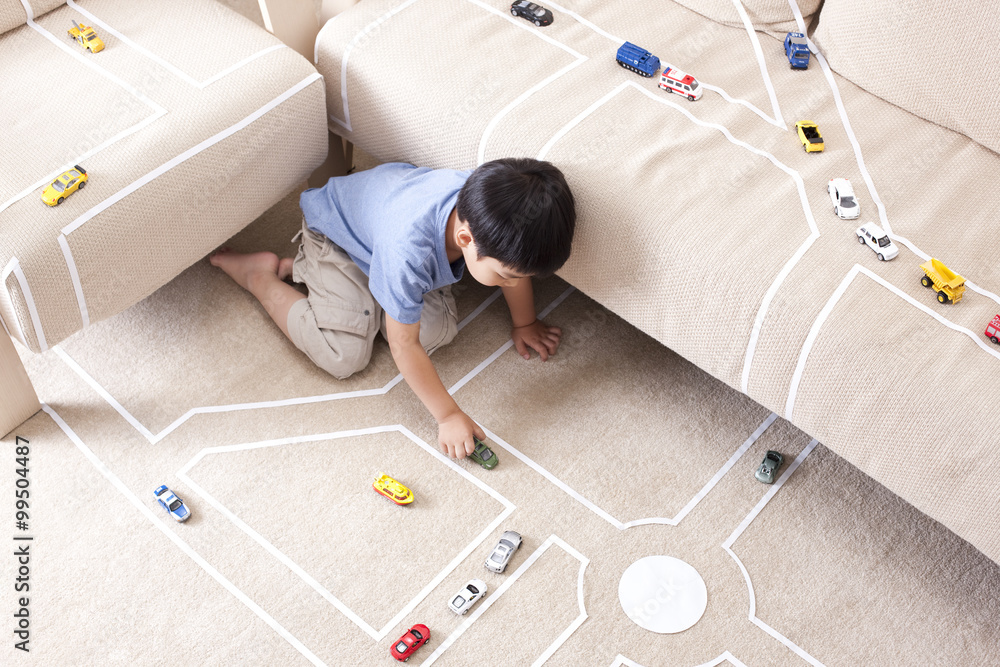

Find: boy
<box><xmin>210</xmin><ymin>158</ymin><xmax>576</xmax><ymax>459</ymax></box>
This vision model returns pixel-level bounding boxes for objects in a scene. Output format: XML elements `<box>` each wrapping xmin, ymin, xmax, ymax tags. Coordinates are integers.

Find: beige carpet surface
<box><xmin>4</xmin><ymin>171</ymin><xmax>999</xmax><ymax>664</ymax></box>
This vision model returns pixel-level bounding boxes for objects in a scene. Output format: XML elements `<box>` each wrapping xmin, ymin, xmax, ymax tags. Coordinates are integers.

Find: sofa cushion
<box><xmin>813</xmin><ymin>0</ymin><xmax>1000</xmax><ymax>155</ymax></box>
<box><xmin>0</xmin><ymin>0</ymin><xmax>328</xmax><ymax>352</ymax></box>
<box><xmin>314</xmin><ymin>0</ymin><xmax>1000</xmax><ymax>564</ymax></box>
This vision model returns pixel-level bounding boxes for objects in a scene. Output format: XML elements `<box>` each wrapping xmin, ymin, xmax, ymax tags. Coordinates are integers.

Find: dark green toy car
<box><xmin>469</xmin><ymin>437</ymin><xmax>498</xmax><ymax>470</ymax></box>
<box><xmin>755</xmin><ymin>450</ymin><xmax>783</xmax><ymax>484</ymax></box>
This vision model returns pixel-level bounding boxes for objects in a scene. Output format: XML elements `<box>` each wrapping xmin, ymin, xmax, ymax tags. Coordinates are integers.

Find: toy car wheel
<box><xmin>534</xmin><ymin>19</ymin><xmax>540</xmax><ymax>26</ymax></box>
<box><xmin>991</xmin><ymin>336</ymin><xmax>998</xmax><ymax>344</ymax></box>
<box><xmin>511</xmin><ymin>8</ymin><xmax>517</xmax><ymax>14</ymax></box>
<box><xmin>920</xmin><ymin>275</ymin><xmax>932</xmax><ymax>288</ymax></box>
<box><xmin>803</xmin><ymin>144</ymin><xmax>807</xmax><ymax>152</ymax></box>
<box><xmin>937</xmin><ymin>292</ymin><xmax>949</xmax><ymax>304</ymax></box>
<box><xmin>78</xmin><ymin>181</ymin><xmax>86</xmax><ymax>189</ymax></box>
<box><xmin>56</xmin><ymin>197</ymin><xmax>64</xmax><ymax>205</ymax></box>
<box><xmin>877</xmin><ymin>253</ymin><xmax>885</xmax><ymax>261</ymax></box>
<box><xmin>834</xmin><ymin>206</ymin><xmax>839</xmax><ymax>215</ymax></box>
<box><xmin>688</xmin><ymin>95</ymin><xmax>695</xmax><ymax>101</ymax></box>
<box><xmin>857</xmin><ymin>235</ymin><xmax>865</xmax><ymax>244</ymax></box>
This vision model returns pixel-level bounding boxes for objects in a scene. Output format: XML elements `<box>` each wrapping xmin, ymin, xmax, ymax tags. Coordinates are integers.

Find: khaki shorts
<box><xmin>286</xmin><ymin>220</ymin><xmax>459</xmax><ymax>379</ymax></box>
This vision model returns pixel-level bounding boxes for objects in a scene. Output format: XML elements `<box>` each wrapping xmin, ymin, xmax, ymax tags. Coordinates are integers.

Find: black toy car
<box><xmin>510</xmin><ymin>1</ymin><xmax>553</xmax><ymax>26</ymax></box>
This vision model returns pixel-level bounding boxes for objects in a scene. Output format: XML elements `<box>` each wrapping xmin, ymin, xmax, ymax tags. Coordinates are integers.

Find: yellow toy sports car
<box><xmin>41</xmin><ymin>166</ymin><xmax>88</xmax><ymax>206</ymax></box>
<box><xmin>372</xmin><ymin>473</ymin><xmax>414</xmax><ymax>505</ymax></box>
<box><xmin>68</xmin><ymin>20</ymin><xmax>104</xmax><ymax>53</ymax></box>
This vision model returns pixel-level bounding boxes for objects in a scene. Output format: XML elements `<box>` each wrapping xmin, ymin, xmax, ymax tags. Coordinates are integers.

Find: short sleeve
<box><xmin>368</xmin><ymin>245</ymin><xmax>432</xmax><ymax>324</ymax></box>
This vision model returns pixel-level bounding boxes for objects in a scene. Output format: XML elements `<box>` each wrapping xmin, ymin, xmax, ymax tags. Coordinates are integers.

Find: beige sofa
<box><xmin>0</xmin><ymin>0</ymin><xmax>327</xmax><ymax>353</ymax></box>
<box><xmin>311</xmin><ymin>0</ymin><xmax>1000</xmax><ymax>564</ymax></box>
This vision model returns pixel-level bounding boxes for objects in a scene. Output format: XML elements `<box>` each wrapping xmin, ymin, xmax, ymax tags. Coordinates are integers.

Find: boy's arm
<box><xmin>385</xmin><ymin>315</ymin><xmax>484</xmax><ymax>458</ymax></box>
<box><xmin>502</xmin><ymin>279</ymin><xmax>562</xmax><ymax>361</ymax></box>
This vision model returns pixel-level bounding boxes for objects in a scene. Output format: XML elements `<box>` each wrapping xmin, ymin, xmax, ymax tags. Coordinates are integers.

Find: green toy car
<box><xmin>469</xmin><ymin>437</ymin><xmax>498</xmax><ymax>470</ymax></box>
<box><xmin>755</xmin><ymin>451</ymin><xmax>783</xmax><ymax>484</ymax></box>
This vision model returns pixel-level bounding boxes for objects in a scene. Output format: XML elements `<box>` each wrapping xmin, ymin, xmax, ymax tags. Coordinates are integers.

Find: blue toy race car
<box><xmin>154</xmin><ymin>485</ymin><xmax>191</xmax><ymax>522</ymax></box>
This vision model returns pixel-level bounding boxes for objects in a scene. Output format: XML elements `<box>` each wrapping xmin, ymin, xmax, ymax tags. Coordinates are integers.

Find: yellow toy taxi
<box><xmin>41</xmin><ymin>165</ymin><xmax>88</xmax><ymax>206</ymax></box>
<box><xmin>68</xmin><ymin>20</ymin><xmax>104</xmax><ymax>53</ymax></box>
<box><xmin>372</xmin><ymin>473</ymin><xmax>414</xmax><ymax>505</ymax></box>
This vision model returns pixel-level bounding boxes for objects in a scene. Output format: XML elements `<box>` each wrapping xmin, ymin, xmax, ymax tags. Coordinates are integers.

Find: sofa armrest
<box><xmin>0</xmin><ymin>332</ymin><xmax>40</xmax><ymax>438</ymax></box>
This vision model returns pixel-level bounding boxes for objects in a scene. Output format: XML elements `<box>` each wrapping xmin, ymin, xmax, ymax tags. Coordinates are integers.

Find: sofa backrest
<box><xmin>1</xmin><ymin>0</ymin><xmax>65</xmax><ymax>33</ymax></box>
<box><xmin>814</xmin><ymin>0</ymin><xmax>1000</xmax><ymax>154</ymax></box>
<box><xmin>670</xmin><ymin>0</ymin><xmax>822</xmax><ymax>33</ymax></box>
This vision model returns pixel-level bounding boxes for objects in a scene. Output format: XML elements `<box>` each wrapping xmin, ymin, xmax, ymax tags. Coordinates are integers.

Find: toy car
<box><xmin>828</xmin><ymin>178</ymin><xmax>859</xmax><ymax>219</ymax></box>
<box><xmin>154</xmin><ymin>485</ymin><xmax>191</xmax><ymax>522</ymax></box>
<box><xmin>373</xmin><ymin>473</ymin><xmax>414</xmax><ymax>505</ymax></box>
<box><xmin>68</xmin><ymin>20</ymin><xmax>104</xmax><ymax>53</ymax></box>
<box><xmin>41</xmin><ymin>165</ymin><xmax>88</xmax><ymax>206</ymax></box>
<box><xmin>658</xmin><ymin>64</ymin><xmax>702</xmax><ymax>101</ymax></box>
<box><xmin>510</xmin><ymin>1</ymin><xmax>552</xmax><ymax>26</ymax></box>
<box><xmin>795</xmin><ymin>121</ymin><xmax>824</xmax><ymax>152</ymax></box>
<box><xmin>985</xmin><ymin>315</ymin><xmax>1000</xmax><ymax>344</ymax></box>
<box><xmin>616</xmin><ymin>42</ymin><xmax>660</xmax><ymax>78</ymax></box>
<box><xmin>485</xmin><ymin>530</ymin><xmax>521</xmax><ymax>573</ymax></box>
<box><xmin>755</xmin><ymin>451</ymin><xmax>783</xmax><ymax>484</ymax></box>
<box><xmin>469</xmin><ymin>437</ymin><xmax>498</xmax><ymax>470</ymax></box>
<box><xmin>856</xmin><ymin>223</ymin><xmax>898</xmax><ymax>261</ymax></box>
<box><xmin>784</xmin><ymin>32</ymin><xmax>809</xmax><ymax>69</ymax></box>
<box><xmin>448</xmin><ymin>579</ymin><xmax>487</xmax><ymax>615</ymax></box>
<box><xmin>390</xmin><ymin>624</ymin><xmax>429</xmax><ymax>662</ymax></box>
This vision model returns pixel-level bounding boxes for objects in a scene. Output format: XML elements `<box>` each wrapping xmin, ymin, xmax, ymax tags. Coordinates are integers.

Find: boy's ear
<box><xmin>456</xmin><ymin>226</ymin><xmax>475</xmax><ymax>248</ymax></box>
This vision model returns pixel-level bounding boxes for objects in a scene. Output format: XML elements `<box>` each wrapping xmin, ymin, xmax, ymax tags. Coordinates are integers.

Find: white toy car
<box><xmin>828</xmin><ymin>178</ymin><xmax>860</xmax><ymax>219</ymax></box>
<box><xmin>484</xmin><ymin>531</ymin><xmax>521</xmax><ymax>573</ymax></box>
<box><xmin>856</xmin><ymin>223</ymin><xmax>898</xmax><ymax>261</ymax></box>
<box><xmin>448</xmin><ymin>579</ymin><xmax>487</xmax><ymax>615</ymax></box>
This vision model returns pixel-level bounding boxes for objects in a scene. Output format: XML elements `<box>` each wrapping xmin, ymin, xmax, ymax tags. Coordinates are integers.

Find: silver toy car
<box><xmin>484</xmin><ymin>531</ymin><xmax>522</xmax><ymax>573</ymax></box>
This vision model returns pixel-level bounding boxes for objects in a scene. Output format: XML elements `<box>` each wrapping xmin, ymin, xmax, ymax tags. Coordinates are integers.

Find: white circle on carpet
<box><xmin>618</xmin><ymin>555</ymin><xmax>708</xmax><ymax>633</ymax></box>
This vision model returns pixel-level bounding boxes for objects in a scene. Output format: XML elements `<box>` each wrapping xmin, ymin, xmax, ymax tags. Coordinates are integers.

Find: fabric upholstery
<box><xmin>313</xmin><ymin>0</ymin><xmax>1000</xmax><ymax>564</ymax></box>
<box><xmin>814</xmin><ymin>0</ymin><xmax>1000</xmax><ymax>154</ymax></box>
<box><xmin>0</xmin><ymin>0</ymin><xmax>328</xmax><ymax>352</ymax></box>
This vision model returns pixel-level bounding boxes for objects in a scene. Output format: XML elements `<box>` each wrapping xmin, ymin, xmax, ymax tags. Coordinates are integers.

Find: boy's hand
<box><xmin>512</xmin><ymin>320</ymin><xmax>561</xmax><ymax>361</ymax></box>
<box><xmin>438</xmin><ymin>411</ymin><xmax>486</xmax><ymax>459</ymax></box>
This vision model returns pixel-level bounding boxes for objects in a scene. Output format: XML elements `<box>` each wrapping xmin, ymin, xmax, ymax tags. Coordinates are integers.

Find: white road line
<box><xmin>420</xmin><ymin>535</ymin><xmax>588</xmax><ymax>666</ymax></box>
<box><xmin>722</xmin><ymin>438</ymin><xmax>824</xmax><ymax>667</ymax></box>
<box><xmin>728</xmin><ymin>0</ymin><xmax>783</xmax><ymax>127</ymax></box>
<box><xmin>40</xmin><ymin>404</ymin><xmax>328</xmax><ymax>667</ymax></box>
<box><xmin>54</xmin><ymin>288</ymin><xmax>505</xmax><ymax>444</ymax></box>
<box><xmin>67</xmin><ymin>0</ymin><xmax>287</xmax><ymax>88</ymax></box>
<box><xmin>477</xmin><ymin>413</ymin><xmax>775</xmax><ymax>531</ymax></box>
<box><xmin>177</xmin><ymin>424</ymin><xmax>515</xmax><ymax>641</ymax></box>
<box><xmin>2</xmin><ymin>258</ymin><xmax>47</xmax><ymax>352</ymax></box>
<box><xmin>611</xmin><ymin>652</ymin><xmax>748</xmax><ymax>667</ymax></box>
<box><xmin>785</xmin><ymin>265</ymin><xmax>1000</xmax><ymax>421</ymax></box>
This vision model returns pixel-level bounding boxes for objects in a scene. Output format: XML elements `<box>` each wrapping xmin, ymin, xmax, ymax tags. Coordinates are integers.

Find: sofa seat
<box><xmin>0</xmin><ymin>0</ymin><xmax>327</xmax><ymax>353</ymax></box>
<box><xmin>313</xmin><ymin>0</ymin><xmax>1000</xmax><ymax>563</ymax></box>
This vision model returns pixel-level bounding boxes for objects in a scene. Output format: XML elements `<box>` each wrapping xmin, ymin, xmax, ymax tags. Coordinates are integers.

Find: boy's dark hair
<box><xmin>456</xmin><ymin>158</ymin><xmax>575</xmax><ymax>277</ymax></box>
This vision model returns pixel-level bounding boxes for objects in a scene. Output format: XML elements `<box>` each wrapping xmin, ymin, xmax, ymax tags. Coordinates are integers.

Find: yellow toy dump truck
<box><xmin>919</xmin><ymin>258</ymin><xmax>965</xmax><ymax>304</ymax></box>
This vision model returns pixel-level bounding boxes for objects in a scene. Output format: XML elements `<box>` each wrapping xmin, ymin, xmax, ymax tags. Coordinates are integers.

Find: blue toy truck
<box><xmin>784</xmin><ymin>32</ymin><xmax>809</xmax><ymax>69</ymax></box>
<box><xmin>616</xmin><ymin>41</ymin><xmax>660</xmax><ymax>78</ymax></box>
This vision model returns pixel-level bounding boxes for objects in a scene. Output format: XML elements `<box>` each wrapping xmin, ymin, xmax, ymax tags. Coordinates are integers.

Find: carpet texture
<box><xmin>3</xmin><ymin>163</ymin><xmax>999</xmax><ymax>664</ymax></box>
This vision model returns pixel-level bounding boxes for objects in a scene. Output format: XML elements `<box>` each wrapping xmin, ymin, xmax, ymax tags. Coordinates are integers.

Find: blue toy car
<box><xmin>784</xmin><ymin>32</ymin><xmax>809</xmax><ymax>69</ymax></box>
<box><xmin>616</xmin><ymin>42</ymin><xmax>660</xmax><ymax>78</ymax></box>
<box><xmin>154</xmin><ymin>485</ymin><xmax>191</xmax><ymax>522</ymax></box>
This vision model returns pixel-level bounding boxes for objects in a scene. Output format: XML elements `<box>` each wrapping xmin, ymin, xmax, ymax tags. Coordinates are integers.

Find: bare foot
<box><xmin>277</xmin><ymin>257</ymin><xmax>294</xmax><ymax>282</ymax></box>
<box><xmin>210</xmin><ymin>248</ymin><xmax>280</xmax><ymax>292</ymax></box>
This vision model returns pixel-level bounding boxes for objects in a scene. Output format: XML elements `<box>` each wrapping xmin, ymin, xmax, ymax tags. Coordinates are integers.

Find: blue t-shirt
<box><xmin>300</xmin><ymin>163</ymin><xmax>470</xmax><ymax>324</ymax></box>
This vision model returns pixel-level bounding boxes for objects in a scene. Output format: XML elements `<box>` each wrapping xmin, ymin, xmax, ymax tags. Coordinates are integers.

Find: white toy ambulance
<box><xmin>658</xmin><ymin>64</ymin><xmax>702</xmax><ymax>100</ymax></box>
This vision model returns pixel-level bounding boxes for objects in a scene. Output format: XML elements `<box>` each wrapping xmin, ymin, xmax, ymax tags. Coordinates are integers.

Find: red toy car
<box><xmin>391</xmin><ymin>624</ymin><xmax>430</xmax><ymax>662</ymax></box>
<box><xmin>986</xmin><ymin>315</ymin><xmax>1000</xmax><ymax>344</ymax></box>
